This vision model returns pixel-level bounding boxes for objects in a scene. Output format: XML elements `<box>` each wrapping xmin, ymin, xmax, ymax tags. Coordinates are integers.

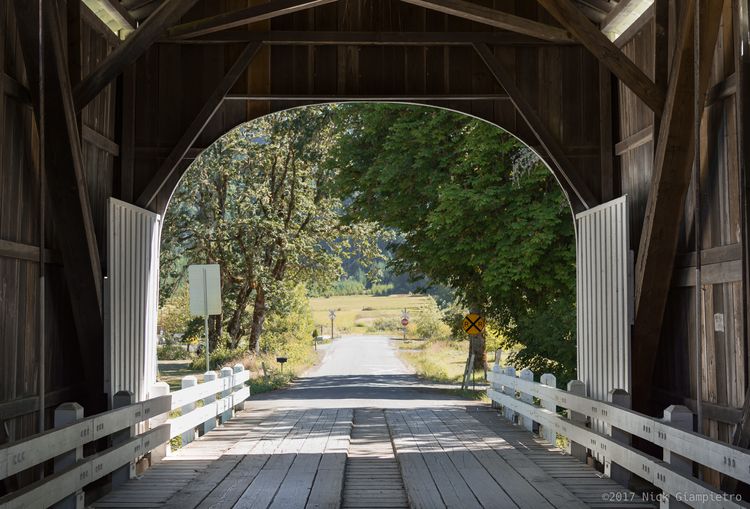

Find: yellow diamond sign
<box><xmin>462</xmin><ymin>313</ymin><xmax>486</xmax><ymax>335</ymax></box>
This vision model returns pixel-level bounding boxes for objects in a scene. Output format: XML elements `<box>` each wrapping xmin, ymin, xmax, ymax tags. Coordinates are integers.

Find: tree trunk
<box><xmin>471</xmin><ymin>332</ymin><xmax>486</xmax><ymax>371</ymax></box>
<box><xmin>227</xmin><ymin>283</ymin><xmax>253</xmax><ymax>348</ymax></box>
<box><xmin>248</xmin><ymin>286</ymin><xmax>267</xmax><ymax>353</ymax></box>
<box><xmin>208</xmin><ymin>314</ymin><xmax>223</xmax><ymax>351</ymax></box>
<box><xmin>469</xmin><ymin>305</ymin><xmax>486</xmax><ymax>371</ymax></box>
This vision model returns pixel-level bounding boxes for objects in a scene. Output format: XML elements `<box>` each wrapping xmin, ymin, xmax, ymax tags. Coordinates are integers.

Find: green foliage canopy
<box><xmin>161</xmin><ymin>106</ymin><xmax>381</xmax><ymax>352</ymax></box>
<box><xmin>329</xmin><ymin>104</ymin><xmax>576</xmax><ymax>380</ymax></box>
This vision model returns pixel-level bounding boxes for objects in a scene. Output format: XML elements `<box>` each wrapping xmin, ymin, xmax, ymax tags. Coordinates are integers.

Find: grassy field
<box><xmin>309</xmin><ymin>293</ymin><xmax>434</xmax><ymax>335</ymax></box>
<box><xmin>395</xmin><ymin>339</ymin><xmax>502</xmax><ymax>384</ymax></box>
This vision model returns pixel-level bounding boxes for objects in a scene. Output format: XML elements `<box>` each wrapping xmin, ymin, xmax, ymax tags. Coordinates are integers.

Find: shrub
<box><xmin>372</xmin><ymin>317</ymin><xmax>402</xmax><ymax>331</ymax></box>
<box><xmin>190</xmin><ymin>346</ymin><xmax>245</xmax><ymax>371</ymax></box>
<box><xmin>259</xmin><ymin>284</ymin><xmax>316</xmax><ymax>366</ymax></box>
<box><xmin>414</xmin><ymin>298</ymin><xmax>451</xmax><ymax>340</ymax></box>
<box><xmin>370</xmin><ymin>283</ymin><xmax>394</xmax><ymax>296</ymax></box>
<box><xmin>157</xmin><ymin>343</ymin><xmax>192</xmax><ymax>360</ymax></box>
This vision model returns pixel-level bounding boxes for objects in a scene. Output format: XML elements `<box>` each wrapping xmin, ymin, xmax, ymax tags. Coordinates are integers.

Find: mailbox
<box><xmin>276</xmin><ymin>356</ymin><xmax>288</xmax><ymax>372</ymax></box>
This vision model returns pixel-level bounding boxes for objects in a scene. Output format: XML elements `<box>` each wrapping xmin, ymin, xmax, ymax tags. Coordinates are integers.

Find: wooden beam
<box><xmin>224</xmin><ymin>93</ymin><xmax>510</xmax><ymax>101</ymax></box>
<box><xmin>136</xmin><ymin>43</ymin><xmax>262</xmax><ymax>208</ymax></box>
<box><xmin>135</xmin><ymin>146</ymin><xmax>206</xmax><ymax>159</ymax></box>
<box><xmin>631</xmin><ymin>0</ymin><xmax>724</xmax><ymax>408</ymax></box>
<box><xmin>168</xmin><ymin>0</ymin><xmax>338</xmax><ymax>40</ymax></box>
<box><xmin>674</xmin><ymin>260</ymin><xmax>743</xmax><ymax>287</ymax></box>
<box><xmin>652</xmin><ymin>387</ymin><xmax>743</xmax><ymax>425</ymax></box>
<box><xmin>675</xmin><ymin>243</ymin><xmax>743</xmax><ymax>268</ymax></box>
<box><xmin>80</xmin><ymin>2</ymin><xmax>122</xmax><ymax>46</ymax></box>
<box><xmin>0</xmin><ymin>239</ymin><xmax>62</xmax><ymax>264</ymax></box>
<box><xmin>13</xmin><ymin>0</ymin><xmax>107</xmax><ymax>401</ymax></box>
<box><xmin>599</xmin><ymin>63</ymin><xmax>614</xmax><ymax>201</ymax></box>
<box><xmin>2</xmin><ymin>72</ymin><xmax>31</xmax><ymax>103</ymax></box>
<box><xmin>601</xmin><ymin>0</ymin><xmax>635</xmax><ymax>30</ymax></box>
<box><xmin>103</xmin><ymin>0</ymin><xmax>137</xmax><ymax>31</ymax></box>
<box><xmin>614</xmin><ymin>125</ymin><xmax>653</xmax><ymax>155</ymax></box>
<box><xmin>705</xmin><ymin>73</ymin><xmax>737</xmax><ymax>106</ymax></box>
<box><xmin>652</xmin><ymin>0</ymin><xmax>668</xmax><ymax>148</ymax></box>
<box><xmin>0</xmin><ymin>385</ymin><xmax>83</xmax><ymax>422</ymax></box>
<box><xmin>164</xmin><ymin>30</ymin><xmax>578</xmax><ymax>46</ymax></box>
<box><xmin>82</xmin><ymin>124</ymin><xmax>120</xmax><ymax>156</ymax></box>
<box><xmin>537</xmin><ymin>0</ymin><xmax>665</xmax><ymax>116</ymax></box>
<box><xmin>399</xmin><ymin>0</ymin><xmax>574</xmax><ymax>43</ymax></box>
<box><xmin>613</xmin><ymin>3</ymin><xmax>654</xmax><ymax>48</ymax></box>
<box><xmin>473</xmin><ymin>42</ymin><xmax>597</xmax><ymax>213</ymax></box>
<box><xmin>73</xmin><ymin>0</ymin><xmax>200</xmax><ymax>110</ymax></box>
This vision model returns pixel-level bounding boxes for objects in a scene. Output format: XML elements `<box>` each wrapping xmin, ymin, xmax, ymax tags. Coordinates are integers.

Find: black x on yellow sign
<box><xmin>462</xmin><ymin>313</ymin><xmax>486</xmax><ymax>335</ymax></box>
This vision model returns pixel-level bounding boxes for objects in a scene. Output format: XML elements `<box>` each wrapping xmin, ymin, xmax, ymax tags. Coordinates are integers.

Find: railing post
<box><xmin>201</xmin><ymin>371</ymin><xmax>217</xmax><ymax>436</ymax></box>
<box><xmin>540</xmin><ymin>373</ymin><xmax>557</xmax><ymax>445</ymax></box>
<box><xmin>606</xmin><ymin>389</ymin><xmax>631</xmax><ymax>488</ymax></box>
<box><xmin>220</xmin><ymin>367</ymin><xmax>233</xmax><ymax>423</ymax></box>
<box><xmin>502</xmin><ymin>366</ymin><xmax>516</xmax><ymax>423</ymax></box>
<box><xmin>52</xmin><ymin>402</ymin><xmax>84</xmax><ymax>509</ymax></box>
<box><xmin>149</xmin><ymin>381</ymin><xmax>170</xmax><ymax>463</ymax></box>
<box><xmin>111</xmin><ymin>391</ymin><xmax>135</xmax><ymax>488</ymax></box>
<box><xmin>566</xmin><ymin>380</ymin><xmax>587</xmax><ymax>462</ymax></box>
<box><xmin>181</xmin><ymin>375</ymin><xmax>197</xmax><ymax>445</ymax></box>
<box><xmin>493</xmin><ymin>348</ymin><xmax>502</xmax><ymax>370</ymax></box>
<box><xmin>233</xmin><ymin>363</ymin><xmax>245</xmax><ymax>412</ymax></box>
<box><xmin>660</xmin><ymin>405</ymin><xmax>693</xmax><ymax>509</ymax></box>
<box><xmin>491</xmin><ymin>349</ymin><xmax>502</xmax><ymax>409</ymax></box>
<box><xmin>519</xmin><ymin>368</ymin><xmax>534</xmax><ymax>432</ymax></box>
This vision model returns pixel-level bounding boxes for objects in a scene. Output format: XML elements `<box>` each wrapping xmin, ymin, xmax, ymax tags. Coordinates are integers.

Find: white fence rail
<box><xmin>487</xmin><ymin>356</ymin><xmax>749</xmax><ymax>509</ymax></box>
<box><xmin>0</xmin><ymin>365</ymin><xmax>250</xmax><ymax>509</ymax></box>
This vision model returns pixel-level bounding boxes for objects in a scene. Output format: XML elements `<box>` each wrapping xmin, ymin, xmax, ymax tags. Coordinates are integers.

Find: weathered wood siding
<box><xmin>0</xmin><ymin>3</ymin><xmax>117</xmax><ymax>463</ymax></box>
<box><xmin>137</xmin><ymin>0</ymin><xmax>603</xmax><ymax>215</ymax></box>
<box><xmin>614</xmin><ymin>4</ymin><xmax>746</xmax><ymax>480</ymax></box>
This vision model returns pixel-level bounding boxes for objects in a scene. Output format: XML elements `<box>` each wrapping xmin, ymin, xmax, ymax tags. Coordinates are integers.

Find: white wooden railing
<box><xmin>488</xmin><ymin>353</ymin><xmax>748</xmax><ymax>509</ymax></box>
<box><xmin>0</xmin><ymin>364</ymin><xmax>250</xmax><ymax>509</ymax></box>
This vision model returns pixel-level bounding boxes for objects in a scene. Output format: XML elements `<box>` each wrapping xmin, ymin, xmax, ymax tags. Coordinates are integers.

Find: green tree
<box><xmin>161</xmin><ymin>106</ymin><xmax>380</xmax><ymax>352</ymax></box>
<box><xmin>329</xmin><ymin>104</ymin><xmax>576</xmax><ymax>379</ymax></box>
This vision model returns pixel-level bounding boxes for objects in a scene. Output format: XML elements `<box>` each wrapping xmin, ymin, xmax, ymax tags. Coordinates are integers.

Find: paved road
<box><xmin>246</xmin><ymin>334</ymin><xmax>480</xmax><ymax>411</ymax></box>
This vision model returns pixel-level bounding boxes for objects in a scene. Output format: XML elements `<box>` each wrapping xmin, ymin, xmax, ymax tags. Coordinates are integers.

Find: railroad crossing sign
<box><xmin>462</xmin><ymin>313</ymin><xmax>486</xmax><ymax>335</ymax></box>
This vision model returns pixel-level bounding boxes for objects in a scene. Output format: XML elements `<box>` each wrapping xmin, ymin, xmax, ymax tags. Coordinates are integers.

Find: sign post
<box><xmin>188</xmin><ymin>264</ymin><xmax>221</xmax><ymax>372</ymax></box>
<box><xmin>461</xmin><ymin>313</ymin><xmax>486</xmax><ymax>389</ymax></box>
<box><xmin>401</xmin><ymin>309</ymin><xmax>409</xmax><ymax>340</ymax></box>
<box><xmin>329</xmin><ymin>309</ymin><xmax>336</xmax><ymax>340</ymax></box>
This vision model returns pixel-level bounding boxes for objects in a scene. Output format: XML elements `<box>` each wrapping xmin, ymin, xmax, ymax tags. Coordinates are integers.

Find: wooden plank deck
<box><xmin>341</xmin><ymin>409</ymin><xmax>408</xmax><ymax>509</ymax></box>
<box><xmin>92</xmin><ymin>406</ymin><xmax>654</xmax><ymax>509</ymax></box>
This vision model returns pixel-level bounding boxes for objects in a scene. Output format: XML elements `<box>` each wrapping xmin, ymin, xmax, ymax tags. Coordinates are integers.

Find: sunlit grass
<box><xmin>309</xmin><ymin>294</ymin><xmax>434</xmax><ymax>334</ymax></box>
<box><xmin>398</xmin><ymin>340</ymin><xmax>470</xmax><ymax>383</ymax></box>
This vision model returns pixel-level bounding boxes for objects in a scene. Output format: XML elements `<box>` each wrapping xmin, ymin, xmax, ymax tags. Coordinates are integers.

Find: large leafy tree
<box><xmin>329</xmin><ymin>104</ymin><xmax>576</xmax><ymax>380</ymax></box>
<box><xmin>161</xmin><ymin>106</ymin><xmax>378</xmax><ymax>352</ymax></box>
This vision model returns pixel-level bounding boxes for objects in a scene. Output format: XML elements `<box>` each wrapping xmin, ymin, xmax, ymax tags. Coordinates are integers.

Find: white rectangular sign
<box><xmin>188</xmin><ymin>264</ymin><xmax>222</xmax><ymax>316</ymax></box>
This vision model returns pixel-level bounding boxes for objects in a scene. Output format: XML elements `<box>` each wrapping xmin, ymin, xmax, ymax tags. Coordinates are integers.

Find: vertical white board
<box><xmin>106</xmin><ymin>198</ymin><xmax>161</xmax><ymax>403</ymax></box>
<box><xmin>188</xmin><ymin>264</ymin><xmax>222</xmax><ymax>316</ymax></box>
<box><xmin>576</xmin><ymin>196</ymin><xmax>633</xmax><ymax>403</ymax></box>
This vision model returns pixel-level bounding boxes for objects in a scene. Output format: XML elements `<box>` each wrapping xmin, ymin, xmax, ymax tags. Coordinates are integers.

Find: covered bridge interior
<box><xmin>2</xmin><ymin>0</ymin><xmax>750</xmax><ymax>502</ymax></box>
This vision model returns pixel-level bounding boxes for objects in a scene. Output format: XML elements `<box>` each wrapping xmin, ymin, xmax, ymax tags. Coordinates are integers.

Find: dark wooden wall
<box><xmin>0</xmin><ymin>1</ymin><xmax>117</xmax><ymax>457</ymax></box>
<box><xmin>611</xmin><ymin>2</ymin><xmax>747</xmax><ymax>478</ymax></box>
